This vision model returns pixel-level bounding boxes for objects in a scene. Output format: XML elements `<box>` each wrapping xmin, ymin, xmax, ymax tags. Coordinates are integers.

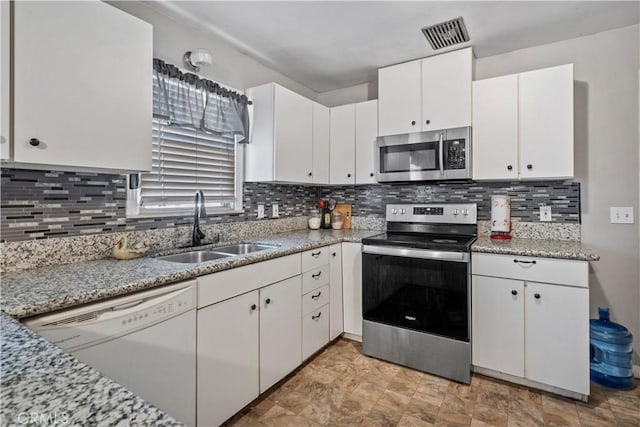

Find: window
<box><xmin>127</xmin><ymin>60</ymin><xmax>248</xmax><ymax>217</ymax></box>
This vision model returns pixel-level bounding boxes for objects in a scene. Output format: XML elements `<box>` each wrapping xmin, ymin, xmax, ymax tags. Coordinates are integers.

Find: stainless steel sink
<box><xmin>157</xmin><ymin>251</ymin><xmax>233</xmax><ymax>264</ymax></box>
<box><xmin>213</xmin><ymin>243</ymin><xmax>279</xmax><ymax>255</ymax></box>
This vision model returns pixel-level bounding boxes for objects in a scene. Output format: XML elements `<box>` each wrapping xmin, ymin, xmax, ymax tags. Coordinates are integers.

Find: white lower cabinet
<box><xmin>342</xmin><ymin>242</ymin><xmax>363</xmax><ymax>337</ymax></box>
<box><xmin>260</xmin><ymin>276</ymin><xmax>302</xmax><ymax>393</ymax></box>
<box><xmin>197</xmin><ymin>291</ymin><xmax>260</xmax><ymax>427</ymax></box>
<box><xmin>329</xmin><ymin>244</ymin><xmax>344</xmax><ymax>340</ymax></box>
<box><xmin>471</xmin><ymin>253</ymin><xmax>589</xmax><ymax>396</ymax></box>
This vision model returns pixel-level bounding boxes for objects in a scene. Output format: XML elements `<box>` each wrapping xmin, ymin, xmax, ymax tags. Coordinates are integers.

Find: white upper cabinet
<box><xmin>472</xmin><ymin>75</ymin><xmax>519</xmax><ymax>180</ymax></box>
<box><xmin>245</xmin><ymin>83</ymin><xmax>313</xmax><ymax>183</ymax></box>
<box><xmin>378</xmin><ymin>48</ymin><xmax>473</xmax><ymax>137</ymax></box>
<box><xmin>355</xmin><ymin>100</ymin><xmax>378</xmax><ymax>184</ymax></box>
<box><xmin>329</xmin><ymin>104</ymin><xmax>356</xmax><ymax>185</ymax></box>
<box><xmin>378</xmin><ymin>59</ymin><xmax>422</xmax><ymax>136</ymax></box>
<box><xmin>0</xmin><ymin>1</ymin><xmax>10</xmax><ymax>161</ymax></box>
<box><xmin>518</xmin><ymin>64</ymin><xmax>574</xmax><ymax>179</ymax></box>
<box><xmin>312</xmin><ymin>102</ymin><xmax>330</xmax><ymax>185</ymax></box>
<box><xmin>421</xmin><ymin>47</ymin><xmax>472</xmax><ymax>131</ymax></box>
<box><xmin>473</xmin><ymin>64</ymin><xmax>574</xmax><ymax>181</ymax></box>
<box><xmin>12</xmin><ymin>1</ymin><xmax>152</xmax><ymax>172</ymax></box>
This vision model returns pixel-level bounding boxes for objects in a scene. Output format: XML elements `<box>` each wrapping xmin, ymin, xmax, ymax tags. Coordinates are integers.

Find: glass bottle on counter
<box><xmin>320</xmin><ymin>202</ymin><xmax>332</xmax><ymax>229</ymax></box>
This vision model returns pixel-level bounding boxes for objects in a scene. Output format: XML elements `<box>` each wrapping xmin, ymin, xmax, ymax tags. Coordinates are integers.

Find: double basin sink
<box><xmin>157</xmin><ymin>243</ymin><xmax>278</xmax><ymax>264</ymax></box>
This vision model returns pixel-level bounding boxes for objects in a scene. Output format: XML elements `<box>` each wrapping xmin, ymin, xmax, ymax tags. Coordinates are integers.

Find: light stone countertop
<box><xmin>471</xmin><ymin>236</ymin><xmax>600</xmax><ymax>261</ymax></box>
<box><xmin>1</xmin><ymin>229</ymin><xmax>380</xmax><ymax>319</ymax></box>
<box><xmin>0</xmin><ymin>312</ymin><xmax>183</xmax><ymax>426</ymax></box>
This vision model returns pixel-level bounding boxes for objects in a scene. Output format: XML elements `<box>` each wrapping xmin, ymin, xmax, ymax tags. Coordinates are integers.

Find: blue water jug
<box><xmin>590</xmin><ymin>307</ymin><xmax>634</xmax><ymax>390</ymax></box>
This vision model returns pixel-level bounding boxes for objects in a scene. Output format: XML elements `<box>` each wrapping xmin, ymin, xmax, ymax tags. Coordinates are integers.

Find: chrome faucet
<box><xmin>192</xmin><ymin>190</ymin><xmax>206</xmax><ymax>246</ymax></box>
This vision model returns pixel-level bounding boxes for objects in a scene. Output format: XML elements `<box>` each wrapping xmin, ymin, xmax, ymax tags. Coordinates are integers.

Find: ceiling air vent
<box><xmin>421</xmin><ymin>17</ymin><xmax>470</xmax><ymax>50</ymax></box>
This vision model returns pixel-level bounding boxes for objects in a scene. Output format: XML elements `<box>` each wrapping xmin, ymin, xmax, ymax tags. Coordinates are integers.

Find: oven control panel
<box><xmin>386</xmin><ymin>204</ymin><xmax>477</xmax><ymax>224</ymax></box>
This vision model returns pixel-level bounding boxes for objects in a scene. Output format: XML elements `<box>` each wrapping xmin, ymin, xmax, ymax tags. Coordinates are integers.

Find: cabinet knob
<box><xmin>265</xmin><ymin>298</ymin><xmax>271</xmax><ymax>305</ymax></box>
<box><xmin>527</xmin><ymin>164</ymin><xmax>533</xmax><ymax>170</ymax></box>
<box><xmin>250</xmin><ymin>304</ymin><xmax>257</xmax><ymax>311</ymax></box>
<box><xmin>332</xmin><ymin>252</ymin><xmax>336</xmax><ymax>257</ymax></box>
<box><xmin>425</xmin><ymin>120</ymin><xmax>431</xmax><ymax>125</ymax></box>
<box><xmin>411</xmin><ymin>121</ymin><xmax>416</xmax><ymax>126</ymax></box>
<box><xmin>347</xmin><ymin>173</ymin><xmax>352</xmax><ymax>178</ymax></box>
<box><xmin>534</xmin><ymin>293</ymin><xmax>541</xmax><ymax>300</ymax></box>
<box><xmin>308</xmin><ymin>172</ymin><xmax>312</xmax><ymax>177</ymax></box>
<box><xmin>29</xmin><ymin>138</ymin><xmax>41</xmax><ymax>147</ymax></box>
<box><xmin>507</xmin><ymin>165</ymin><xmax>513</xmax><ymax>171</ymax></box>
<box><xmin>370</xmin><ymin>172</ymin><xmax>374</xmax><ymax>177</ymax></box>
<box><xmin>511</xmin><ymin>290</ymin><xmax>518</xmax><ymax>296</ymax></box>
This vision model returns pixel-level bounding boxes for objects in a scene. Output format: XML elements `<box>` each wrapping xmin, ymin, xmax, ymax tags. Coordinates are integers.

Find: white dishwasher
<box><xmin>24</xmin><ymin>280</ymin><xmax>197</xmax><ymax>426</ymax></box>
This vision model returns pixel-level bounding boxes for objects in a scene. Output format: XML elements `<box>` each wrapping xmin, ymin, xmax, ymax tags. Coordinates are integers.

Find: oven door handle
<box><xmin>362</xmin><ymin>245</ymin><xmax>469</xmax><ymax>263</ymax></box>
<box><xmin>438</xmin><ymin>133</ymin><xmax>444</xmax><ymax>175</ymax></box>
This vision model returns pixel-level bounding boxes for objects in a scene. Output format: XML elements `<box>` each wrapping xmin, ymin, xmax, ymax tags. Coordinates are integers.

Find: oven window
<box><xmin>379</xmin><ymin>142</ymin><xmax>439</xmax><ymax>173</ymax></box>
<box><xmin>362</xmin><ymin>253</ymin><xmax>469</xmax><ymax>341</ymax></box>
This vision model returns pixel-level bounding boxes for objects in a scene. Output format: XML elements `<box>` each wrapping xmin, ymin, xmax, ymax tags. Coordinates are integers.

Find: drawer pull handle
<box><xmin>511</xmin><ymin>290</ymin><xmax>518</xmax><ymax>296</ymax></box>
<box><xmin>513</xmin><ymin>259</ymin><xmax>536</xmax><ymax>265</ymax></box>
<box><xmin>311</xmin><ymin>251</ymin><xmax>321</xmax><ymax>257</ymax></box>
<box><xmin>312</xmin><ymin>272</ymin><xmax>322</xmax><ymax>279</ymax></box>
<box><xmin>534</xmin><ymin>293</ymin><xmax>541</xmax><ymax>300</ymax></box>
<box><xmin>312</xmin><ymin>312</ymin><xmax>322</xmax><ymax>320</ymax></box>
<box><xmin>311</xmin><ymin>291</ymin><xmax>322</xmax><ymax>300</ymax></box>
<box><xmin>250</xmin><ymin>304</ymin><xmax>257</xmax><ymax>311</ymax></box>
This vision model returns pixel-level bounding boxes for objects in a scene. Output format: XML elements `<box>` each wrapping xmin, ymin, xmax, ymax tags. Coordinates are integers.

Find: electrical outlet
<box><xmin>272</xmin><ymin>203</ymin><xmax>279</xmax><ymax>218</ymax></box>
<box><xmin>540</xmin><ymin>206</ymin><xmax>552</xmax><ymax>222</ymax></box>
<box><xmin>610</xmin><ymin>207</ymin><xmax>634</xmax><ymax>224</ymax></box>
<box><xmin>257</xmin><ymin>204</ymin><xmax>265</xmax><ymax>219</ymax></box>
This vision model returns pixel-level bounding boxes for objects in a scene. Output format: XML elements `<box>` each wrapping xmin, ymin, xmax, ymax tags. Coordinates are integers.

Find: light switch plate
<box><xmin>610</xmin><ymin>207</ymin><xmax>634</xmax><ymax>224</ymax></box>
<box><xmin>257</xmin><ymin>204</ymin><xmax>265</xmax><ymax>219</ymax></box>
<box><xmin>540</xmin><ymin>206</ymin><xmax>552</xmax><ymax>222</ymax></box>
<box><xmin>272</xmin><ymin>203</ymin><xmax>279</xmax><ymax>218</ymax></box>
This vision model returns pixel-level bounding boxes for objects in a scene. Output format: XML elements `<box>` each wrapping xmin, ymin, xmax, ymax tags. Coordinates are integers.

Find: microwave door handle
<box><xmin>438</xmin><ymin>133</ymin><xmax>444</xmax><ymax>175</ymax></box>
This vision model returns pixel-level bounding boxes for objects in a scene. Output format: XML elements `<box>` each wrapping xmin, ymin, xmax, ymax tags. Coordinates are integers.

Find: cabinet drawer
<box><xmin>198</xmin><ymin>254</ymin><xmax>301</xmax><ymax>308</ymax></box>
<box><xmin>302</xmin><ymin>305</ymin><xmax>330</xmax><ymax>360</ymax></box>
<box><xmin>302</xmin><ymin>265</ymin><xmax>329</xmax><ymax>294</ymax></box>
<box><xmin>302</xmin><ymin>284</ymin><xmax>330</xmax><ymax>316</ymax></box>
<box><xmin>472</xmin><ymin>253</ymin><xmax>588</xmax><ymax>288</ymax></box>
<box><xmin>302</xmin><ymin>247</ymin><xmax>329</xmax><ymax>272</ymax></box>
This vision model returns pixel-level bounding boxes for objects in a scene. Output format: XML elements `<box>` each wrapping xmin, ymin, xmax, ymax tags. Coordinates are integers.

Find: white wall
<box><xmin>474</xmin><ymin>25</ymin><xmax>640</xmax><ymax>364</ymax></box>
<box><xmin>108</xmin><ymin>1</ymin><xmax>318</xmax><ymax>99</ymax></box>
<box><xmin>317</xmin><ymin>82</ymin><xmax>378</xmax><ymax>107</ymax></box>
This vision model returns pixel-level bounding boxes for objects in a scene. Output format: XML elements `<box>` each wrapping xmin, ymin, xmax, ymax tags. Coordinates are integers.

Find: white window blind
<box><xmin>137</xmin><ymin>118</ymin><xmax>238</xmax><ymax>212</ymax></box>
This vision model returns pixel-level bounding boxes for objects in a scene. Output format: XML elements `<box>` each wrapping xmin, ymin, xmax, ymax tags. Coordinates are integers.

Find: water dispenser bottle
<box><xmin>590</xmin><ymin>307</ymin><xmax>634</xmax><ymax>390</ymax></box>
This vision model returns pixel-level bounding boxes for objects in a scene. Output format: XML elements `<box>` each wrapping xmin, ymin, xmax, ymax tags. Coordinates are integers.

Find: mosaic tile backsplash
<box><xmin>1</xmin><ymin>168</ymin><xmax>580</xmax><ymax>242</ymax></box>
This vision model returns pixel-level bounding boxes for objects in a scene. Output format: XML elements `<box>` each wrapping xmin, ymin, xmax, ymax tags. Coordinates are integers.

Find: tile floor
<box><xmin>227</xmin><ymin>338</ymin><xmax>640</xmax><ymax>427</ymax></box>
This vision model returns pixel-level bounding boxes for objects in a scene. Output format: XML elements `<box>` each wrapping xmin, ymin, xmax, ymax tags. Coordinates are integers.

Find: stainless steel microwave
<box><xmin>375</xmin><ymin>127</ymin><xmax>471</xmax><ymax>182</ymax></box>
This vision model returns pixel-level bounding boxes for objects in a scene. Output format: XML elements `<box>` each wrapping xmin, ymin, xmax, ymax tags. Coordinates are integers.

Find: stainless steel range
<box><xmin>361</xmin><ymin>203</ymin><xmax>477</xmax><ymax>384</ymax></box>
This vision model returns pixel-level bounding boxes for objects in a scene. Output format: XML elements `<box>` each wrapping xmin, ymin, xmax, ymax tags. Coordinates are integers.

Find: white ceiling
<box><xmin>145</xmin><ymin>1</ymin><xmax>640</xmax><ymax>93</ymax></box>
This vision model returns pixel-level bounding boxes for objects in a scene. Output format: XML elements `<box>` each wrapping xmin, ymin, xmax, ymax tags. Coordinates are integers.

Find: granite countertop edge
<box><xmin>471</xmin><ymin>236</ymin><xmax>600</xmax><ymax>262</ymax></box>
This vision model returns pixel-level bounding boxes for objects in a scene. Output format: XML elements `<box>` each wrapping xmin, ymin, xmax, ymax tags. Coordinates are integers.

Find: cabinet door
<box><xmin>329</xmin><ymin>104</ymin><xmax>356</xmax><ymax>184</ymax></box>
<box><xmin>378</xmin><ymin>60</ymin><xmax>422</xmax><ymax>136</ymax></box>
<box><xmin>197</xmin><ymin>290</ymin><xmax>259</xmax><ymax>427</ymax></box>
<box><xmin>472</xmin><ymin>75</ymin><xmax>519</xmax><ymax>180</ymax></box>
<box><xmin>0</xmin><ymin>0</ymin><xmax>9</xmax><ymax>160</ymax></box>
<box><xmin>342</xmin><ymin>242</ymin><xmax>363</xmax><ymax>337</ymax></box>
<box><xmin>518</xmin><ymin>64</ymin><xmax>574</xmax><ymax>179</ymax></box>
<box><xmin>13</xmin><ymin>1</ymin><xmax>152</xmax><ymax>172</ymax></box>
<box><xmin>302</xmin><ymin>306</ymin><xmax>330</xmax><ymax>360</ymax></box>
<box><xmin>274</xmin><ymin>85</ymin><xmax>313</xmax><ymax>183</ymax></box>
<box><xmin>355</xmin><ymin>100</ymin><xmax>378</xmax><ymax>184</ymax></box>
<box><xmin>472</xmin><ymin>275</ymin><xmax>525</xmax><ymax>377</ymax></box>
<box><xmin>329</xmin><ymin>244</ymin><xmax>344</xmax><ymax>340</ymax></box>
<box><xmin>421</xmin><ymin>47</ymin><xmax>472</xmax><ymax>131</ymax></box>
<box><xmin>259</xmin><ymin>276</ymin><xmax>302</xmax><ymax>392</ymax></box>
<box><xmin>312</xmin><ymin>102</ymin><xmax>330</xmax><ymax>184</ymax></box>
<box><xmin>525</xmin><ymin>281</ymin><xmax>589</xmax><ymax>394</ymax></box>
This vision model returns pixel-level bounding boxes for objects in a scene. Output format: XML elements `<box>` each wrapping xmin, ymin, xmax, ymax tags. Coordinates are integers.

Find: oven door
<box><xmin>362</xmin><ymin>245</ymin><xmax>470</xmax><ymax>342</ymax></box>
